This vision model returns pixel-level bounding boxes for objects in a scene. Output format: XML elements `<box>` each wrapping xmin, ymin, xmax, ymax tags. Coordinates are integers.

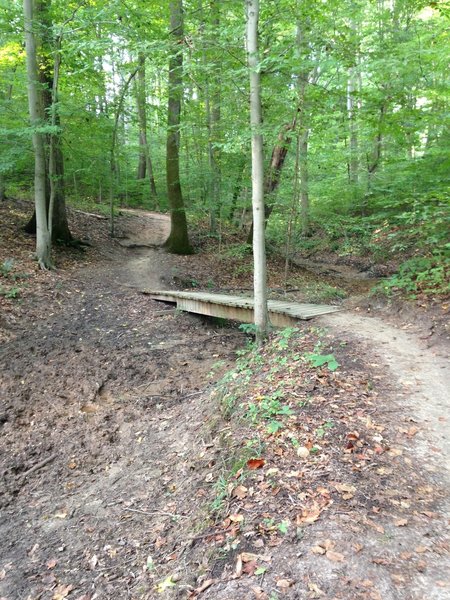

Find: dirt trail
<box><xmin>318</xmin><ymin>312</ymin><xmax>450</xmax><ymax>477</ymax></box>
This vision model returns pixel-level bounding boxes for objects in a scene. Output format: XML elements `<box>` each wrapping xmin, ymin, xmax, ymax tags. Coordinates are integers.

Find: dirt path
<box><xmin>318</xmin><ymin>312</ymin><xmax>450</xmax><ymax>476</ymax></box>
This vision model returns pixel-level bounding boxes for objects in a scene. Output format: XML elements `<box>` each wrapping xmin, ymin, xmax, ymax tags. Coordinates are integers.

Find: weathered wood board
<box><xmin>147</xmin><ymin>290</ymin><xmax>341</xmax><ymax>326</ymax></box>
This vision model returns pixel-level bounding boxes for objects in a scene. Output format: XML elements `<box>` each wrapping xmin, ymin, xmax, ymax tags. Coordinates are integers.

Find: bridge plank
<box><xmin>146</xmin><ymin>290</ymin><xmax>341</xmax><ymax>324</ymax></box>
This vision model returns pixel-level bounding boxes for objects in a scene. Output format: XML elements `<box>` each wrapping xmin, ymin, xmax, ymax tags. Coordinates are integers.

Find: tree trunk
<box><xmin>204</xmin><ymin>0</ymin><xmax>221</xmax><ymax>233</ymax></box>
<box><xmin>23</xmin><ymin>0</ymin><xmax>51</xmax><ymax>268</ymax></box>
<box><xmin>245</xmin><ymin>112</ymin><xmax>298</xmax><ymax>244</ymax></box>
<box><xmin>135</xmin><ymin>53</ymin><xmax>158</xmax><ymax>205</ymax></box>
<box><xmin>299</xmin><ymin>128</ymin><xmax>309</xmax><ymax>236</ymax></box>
<box><xmin>246</xmin><ymin>0</ymin><xmax>268</xmax><ymax>344</ymax></box>
<box><xmin>347</xmin><ymin>65</ymin><xmax>359</xmax><ymax>186</ymax></box>
<box><xmin>24</xmin><ymin>0</ymin><xmax>72</xmax><ymax>244</ymax></box>
<box><xmin>165</xmin><ymin>0</ymin><xmax>193</xmax><ymax>255</ymax></box>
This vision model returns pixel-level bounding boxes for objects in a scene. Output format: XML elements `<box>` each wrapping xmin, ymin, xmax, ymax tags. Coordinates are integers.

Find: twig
<box><xmin>21</xmin><ymin>454</ymin><xmax>57</xmax><ymax>480</ymax></box>
<box><xmin>123</xmin><ymin>507</ymin><xmax>184</xmax><ymax>519</ymax></box>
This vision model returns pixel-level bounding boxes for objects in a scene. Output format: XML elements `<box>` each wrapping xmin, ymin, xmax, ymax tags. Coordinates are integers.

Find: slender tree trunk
<box><xmin>110</xmin><ymin>69</ymin><xmax>138</xmax><ymax>236</ymax></box>
<box><xmin>246</xmin><ymin>0</ymin><xmax>268</xmax><ymax>344</ymax></box>
<box><xmin>347</xmin><ymin>66</ymin><xmax>359</xmax><ymax>186</ymax></box>
<box><xmin>165</xmin><ymin>0</ymin><xmax>193</xmax><ymax>255</ymax></box>
<box><xmin>299</xmin><ymin>128</ymin><xmax>309</xmax><ymax>236</ymax></box>
<box><xmin>24</xmin><ymin>0</ymin><xmax>72</xmax><ymax>243</ymax></box>
<box><xmin>204</xmin><ymin>0</ymin><xmax>221</xmax><ymax>233</ymax></box>
<box><xmin>135</xmin><ymin>53</ymin><xmax>158</xmax><ymax>205</ymax></box>
<box><xmin>23</xmin><ymin>0</ymin><xmax>51</xmax><ymax>268</ymax></box>
<box><xmin>0</xmin><ymin>177</ymin><xmax>6</xmax><ymax>201</ymax></box>
<box><xmin>245</xmin><ymin>112</ymin><xmax>298</xmax><ymax>244</ymax></box>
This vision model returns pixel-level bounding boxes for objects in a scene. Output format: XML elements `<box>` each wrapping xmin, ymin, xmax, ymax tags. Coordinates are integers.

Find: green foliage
<box><xmin>377</xmin><ymin>252</ymin><xmax>450</xmax><ymax>298</ymax></box>
<box><xmin>306</xmin><ymin>352</ymin><xmax>340</xmax><ymax>372</ymax></box>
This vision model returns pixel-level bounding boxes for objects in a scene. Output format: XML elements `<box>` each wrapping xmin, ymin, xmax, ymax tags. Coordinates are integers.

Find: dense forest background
<box><xmin>0</xmin><ymin>0</ymin><xmax>448</xmax><ymax>295</ymax></box>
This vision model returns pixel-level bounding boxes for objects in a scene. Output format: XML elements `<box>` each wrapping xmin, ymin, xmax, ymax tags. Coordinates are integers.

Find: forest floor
<box><xmin>0</xmin><ymin>201</ymin><xmax>449</xmax><ymax>600</ymax></box>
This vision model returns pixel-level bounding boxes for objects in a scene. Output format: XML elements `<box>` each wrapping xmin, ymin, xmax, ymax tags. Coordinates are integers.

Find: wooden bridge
<box><xmin>148</xmin><ymin>290</ymin><xmax>341</xmax><ymax>327</ymax></box>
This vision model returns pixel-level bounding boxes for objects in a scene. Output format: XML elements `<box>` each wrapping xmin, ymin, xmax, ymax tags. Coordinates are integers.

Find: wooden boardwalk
<box><xmin>148</xmin><ymin>290</ymin><xmax>341</xmax><ymax>327</ymax></box>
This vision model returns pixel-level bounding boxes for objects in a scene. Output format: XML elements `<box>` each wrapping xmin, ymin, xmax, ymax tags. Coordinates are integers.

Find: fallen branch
<box><xmin>21</xmin><ymin>454</ymin><xmax>57</xmax><ymax>481</ymax></box>
<box><xmin>72</xmin><ymin>208</ymin><xmax>108</xmax><ymax>220</ymax></box>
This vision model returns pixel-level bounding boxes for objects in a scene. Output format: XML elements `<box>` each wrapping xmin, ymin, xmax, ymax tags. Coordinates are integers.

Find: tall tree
<box><xmin>246</xmin><ymin>0</ymin><xmax>268</xmax><ymax>344</ymax></box>
<box><xmin>135</xmin><ymin>52</ymin><xmax>158</xmax><ymax>206</ymax></box>
<box><xmin>165</xmin><ymin>0</ymin><xmax>192</xmax><ymax>254</ymax></box>
<box><xmin>23</xmin><ymin>0</ymin><xmax>51</xmax><ymax>267</ymax></box>
<box><xmin>24</xmin><ymin>0</ymin><xmax>72</xmax><ymax>243</ymax></box>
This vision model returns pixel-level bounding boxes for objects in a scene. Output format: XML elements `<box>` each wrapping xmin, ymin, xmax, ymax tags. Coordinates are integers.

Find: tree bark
<box><xmin>165</xmin><ymin>0</ymin><xmax>193</xmax><ymax>255</ymax></box>
<box><xmin>246</xmin><ymin>0</ymin><xmax>268</xmax><ymax>344</ymax></box>
<box><xmin>135</xmin><ymin>53</ymin><xmax>158</xmax><ymax>205</ymax></box>
<box><xmin>23</xmin><ymin>0</ymin><xmax>51</xmax><ymax>268</ymax></box>
<box><xmin>24</xmin><ymin>0</ymin><xmax>72</xmax><ymax>243</ymax></box>
<box><xmin>245</xmin><ymin>112</ymin><xmax>298</xmax><ymax>244</ymax></box>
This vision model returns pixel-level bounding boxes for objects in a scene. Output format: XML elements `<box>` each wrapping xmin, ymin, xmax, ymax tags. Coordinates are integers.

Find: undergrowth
<box><xmin>209</xmin><ymin>326</ymin><xmax>340</xmax><ymax>516</ymax></box>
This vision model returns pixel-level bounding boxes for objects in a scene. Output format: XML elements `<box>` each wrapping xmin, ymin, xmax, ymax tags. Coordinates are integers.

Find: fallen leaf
<box><xmin>364</xmin><ymin>519</ymin><xmax>385</xmax><ymax>534</ymax></box>
<box><xmin>415</xmin><ymin>546</ymin><xmax>428</xmax><ymax>553</ymax></box>
<box><xmin>400</xmin><ymin>552</ymin><xmax>413</xmax><ymax>560</ymax></box>
<box><xmin>46</xmin><ymin>558</ymin><xmax>57</xmax><ymax>569</ymax></box>
<box><xmin>407</xmin><ymin>426</ymin><xmax>419</xmax><ymax>437</ymax></box>
<box><xmin>232</xmin><ymin>485</ymin><xmax>248</xmax><ymax>499</ymax></box>
<box><xmin>276</xmin><ymin>578</ymin><xmax>294</xmax><ymax>589</ymax></box>
<box><xmin>326</xmin><ymin>550</ymin><xmax>344</xmax><ymax>563</ymax></box>
<box><xmin>251</xmin><ymin>587</ymin><xmax>269</xmax><ymax>600</ymax></box>
<box><xmin>391</xmin><ymin>573</ymin><xmax>406</xmax><ymax>585</ymax></box>
<box><xmin>247</xmin><ymin>458</ymin><xmax>265</xmax><ymax>470</ymax></box>
<box><xmin>311</xmin><ymin>546</ymin><xmax>326</xmax><ymax>555</ymax></box>
<box><xmin>229</xmin><ymin>513</ymin><xmax>244</xmax><ymax>523</ymax></box>
<box><xmin>297</xmin><ymin>446</ymin><xmax>310</xmax><ymax>458</ymax></box>
<box><xmin>192</xmin><ymin>579</ymin><xmax>216</xmax><ymax>595</ymax></box>
<box><xmin>53</xmin><ymin>584</ymin><xmax>74</xmax><ymax>600</ymax></box>
<box><xmin>243</xmin><ymin>561</ymin><xmax>257</xmax><ymax>576</ymax></box>
<box><xmin>394</xmin><ymin>518</ymin><xmax>408</xmax><ymax>527</ymax></box>
<box><xmin>308</xmin><ymin>582</ymin><xmax>325</xmax><ymax>597</ymax></box>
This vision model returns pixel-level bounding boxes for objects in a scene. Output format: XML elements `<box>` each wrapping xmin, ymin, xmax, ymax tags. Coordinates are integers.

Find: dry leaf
<box><xmin>415</xmin><ymin>546</ymin><xmax>428</xmax><ymax>553</ymax></box>
<box><xmin>46</xmin><ymin>558</ymin><xmax>57</xmax><ymax>569</ymax></box>
<box><xmin>241</xmin><ymin>552</ymin><xmax>259</xmax><ymax>563</ymax></box>
<box><xmin>394</xmin><ymin>518</ymin><xmax>408</xmax><ymax>527</ymax></box>
<box><xmin>229</xmin><ymin>513</ymin><xmax>244</xmax><ymax>523</ymax></box>
<box><xmin>326</xmin><ymin>550</ymin><xmax>344</xmax><ymax>563</ymax></box>
<box><xmin>311</xmin><ymin>546</ymin><xmax>326</xmax><ymax>555</ymax></box>
<box><xmin>407</xmin><ymin>426</ymin><xmax>419</xmax><ymax>437</ymax></box>
<box><xmin>276</xmin><ymin>579</ymin><xmax>294</xmax><ymax>589</ymax></box>
<box><xmin>308</xmin><ymin>582</ymin><xmax>325</xmax><ymax>597</ymax></box>
<box><xmin>251</xmin><ymin>586</ymin><xmax>269</xmax><ymax>600</ymax></box>
<box><xmin>53</xmin><ymin>584</ymin><xmax>73</xmax><ymax>600</ymax></box>
<box><xmin>232</xmin><ymin>485</ymin><xmax>248</xmax><ymax>499</ymax></box>
<box><xmin>243</xmin><ymin>561</ymin><xmax>257</xmax><ymax>576</ymax></box>
<box><xmin>365</xmin><ymin>519</ymin><xmax>385</xmax><ymax>534</ymax></box>
<box><xmin>247</xmin><ymin>458</ymin><xmax>265</xmax><ymax>470</ymax></box>
<box><xmin>297</xmin><ymin>446</ymin><xmax>310</xmax><ymax>458</ymax></box>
